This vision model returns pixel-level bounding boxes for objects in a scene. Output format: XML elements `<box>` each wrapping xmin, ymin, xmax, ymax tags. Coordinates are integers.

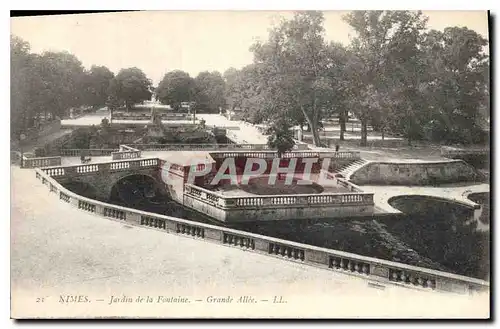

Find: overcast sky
<box><xmin>11</xmin><ymin>11</ymin><xmax>489</xmax><ymax>85</ymax></box>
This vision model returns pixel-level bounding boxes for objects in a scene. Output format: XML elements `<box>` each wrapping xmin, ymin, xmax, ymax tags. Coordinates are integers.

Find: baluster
<box><xmin>340</xmin><ymin>259</ymin><xmax>347</xmax><ymax>270</ymax></box>
<box><xmin>417</xmin><ymin>277</ymin><xmax>424</xmax><ymax>287</ymax></box>
<box><xmin>273</xmin><ymin>245</ymin><xmax>280</xmax><ymax>254</ymax></box>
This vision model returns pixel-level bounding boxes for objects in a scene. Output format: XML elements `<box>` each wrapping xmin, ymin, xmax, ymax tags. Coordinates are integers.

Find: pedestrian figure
<box><xmin>335</xmin><ymin>144</ymin><xmax>340</xmax><ymax>152</ymax></box>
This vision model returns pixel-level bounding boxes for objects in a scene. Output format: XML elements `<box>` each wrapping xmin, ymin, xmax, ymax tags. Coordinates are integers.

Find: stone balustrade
<box><xmin>441</xmin><ymin>147</ymin><xmax>489</xmax><ymax>158</ymax></box>
<box><xmin>112</xmin><ymin>112</ymin><xmax>193</xmax><ymax>121</ymax></box>
<box><xmin>34</xmin><ymin>167</ymin><xmax>490</xmax><ymax>295</ymax></box>
<box><xmin>184</xmin><ymin>184</ymin><xmax>374</xmax><ymax>209</ymax></box>
<box><xmin>22</xmin><ymin>156</ymin><xmax>62</xmax><ymax>168</ymax></box>
<box><xmin>131</xmin><ymin>143</ymin><xmax>273</xmax><ymax>151</ymax></box>
<box><xmin>336</xmin><ymin>177</ymin><xmax>364</xmax><ymax>193</ymax></box>
<box><xmin>111</xmin><ymin>145</ymin><xmax>141</xmax><ymax>160</ymax></box>
<box><xmin>52</xmin><ymin>143</ymin><xmax>325</xmax><ymax>156</ymax></box>
<box><xmin>41</xmin><ymin>158</ymin><xmax>159</xmax><ymax>178</ymax></box>
<box><xmin>60</xmin><ymin>149</ymin><xmax>118</xmax><ymax>157</ymax></box>
<box><xmin>209</xmin><ymin>151</ymin><xmax>360</xmax><ymax>160</ymax></box>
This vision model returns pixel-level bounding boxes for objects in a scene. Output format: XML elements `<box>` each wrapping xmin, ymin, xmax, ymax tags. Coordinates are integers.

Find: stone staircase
<box><xmin>336</xmin><ymin>159</ymin><xmax>369</xmax><ymax>180</ymax></box>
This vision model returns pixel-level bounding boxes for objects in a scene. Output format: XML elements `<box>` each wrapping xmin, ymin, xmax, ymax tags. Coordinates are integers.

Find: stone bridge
<box><xmin>41</xmin><ymin>158</ymin><xmax>164</xmax><ymax>201</ymax></box>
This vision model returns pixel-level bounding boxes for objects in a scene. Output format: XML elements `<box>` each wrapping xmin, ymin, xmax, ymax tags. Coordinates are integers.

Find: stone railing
<box><xmin>335</xmin><ymin>176</ymin><xmax>364</xmax><ymax>193</ymax></box>
<box><xmin>184</xmin><ymin>184</ymin><xmax>374</xmax><ymax>209</ymax></box>
<box><xmin>60</xmin><ymin>149</ymin><xmax>118</xmax><ymax>157</ymax></box>
<box><xmin>209</xmin><ymin>151</ymin><xmax>359</xmax><ymax>160</ymax></box>
<box><xmin>40</xmin><ymin>158</ymin><xmax>159</xmax><ymax>178</ymax></box>
<box><xmin>111</xmin><ymin>145</ymin><xmax>141</xmax><ymax>160</ymax></box>
<box><xmin>113</xmin><ymin>112</ymin><xmax>193</xmax><ymax>121</ymax></box>
<box><xmin>113</xmin><ymin>113</ymin><xmax>151</xmax><ymax>121</ymax></box>
<box><xmin>22</xmin><ymin>156</ymin><xmax>62</xmax><ymax>168</ymax></box>
<box><xmin>226</xmin><ymin>193</ymin><xmax>374</xmax><ymax>208</ymax></box>
<box><xmin>441</xmin><ymin>147</ymin><xmax>489</xmax><ymax>158</ymax></box>
<box><xmin>132</xmin><ymin>143</ymin><xmax>273</xmax><ymax>151</ymax></box>
<box><xmin>34</xmin><ymin>168</ymin><xmax>489</xmax><ymax>295</ymax></box>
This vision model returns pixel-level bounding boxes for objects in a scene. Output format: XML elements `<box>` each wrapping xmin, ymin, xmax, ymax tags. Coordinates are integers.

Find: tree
<box><xmin>83</xmin><ymin>65</ymin><xmax>115</xmax><ymax>109</ymax></box>
<box><xmin>156</xmin><ymin>70</ymin><xmax>195</xmax><ymax>110</ymax></box>
<box><xmin>267</xmin><ymin>118</ymin><xmax>296</xmax><ymax>157</ymax></box>
<box><xmin>324</xmin><ymin>42</ymin><xmax>351</xmax><ymax>141</ymax></box>
<box><xmin>105</xmin><ymin>80</ymin><xmax>123</xmax><ymax>122</ymax></box>
<box><xmin>193</xmin><ymin>71</ymin><xmax>226</xmax><ymax>113</ymax></box>
<box><xmin>250</xmin><ymin>11</ymin><xmax>333</xmax><ymax>146</ymax></box>
<box><xmin>420</xmin><ymin>27</ymin><xmax>489</xmax><ymax>144</ymax></box>
<box><xmin>19</xmin><ymin>50</ymin><xmax>87</xmax><ymax>125</ymax></box>
<box><xmin>343</xmin><ymin>11</ymin><xmax>429</xmax><ymax>146</ymax></box>
<box><xmin>223</xmin><ymin>67</ymin><xmax>240</xmax><ymax>111</ymax></box>
<box><xmin>108</xmin><ymin>67</ymin><xmax>152</xmax><ymax>111</ymax></box>
<box><xmin>224</xmin><ymin>64</ymin><xmax>269</xmax><ymax>123</ymax></box>
<box><xmin>11</xmin><ymin>35</ymin><xmax>90</xmax><ymax>139</ymax></box>
<box><xmin>11</xmin><ymin>35</ymin><xmax>35</xmax><ymax>138</ymax></box>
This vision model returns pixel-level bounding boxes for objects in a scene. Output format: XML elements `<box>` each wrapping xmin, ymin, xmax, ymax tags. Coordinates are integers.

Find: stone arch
<box><xmin>109</xmin><ymin>172</ymin><xmax>169</xmax><ymax>204</ymax></box>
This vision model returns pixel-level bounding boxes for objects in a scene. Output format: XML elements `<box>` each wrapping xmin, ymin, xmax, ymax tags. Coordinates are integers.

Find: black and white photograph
<box><xmin>9</xmin><ymin>9</ymin><xmax>491</xmax><ymax>319</ymax></box>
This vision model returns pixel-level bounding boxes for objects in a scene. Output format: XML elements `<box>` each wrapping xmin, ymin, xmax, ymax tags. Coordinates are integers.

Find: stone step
<box><xmin>337</xmin><ymin>159</ymin><xmax>369</xmax><ymax>179</ymax></box>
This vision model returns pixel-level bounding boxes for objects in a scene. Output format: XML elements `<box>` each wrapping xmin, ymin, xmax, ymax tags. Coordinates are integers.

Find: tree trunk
<box><xmin>301</xmin><ymin>106</ymin><xmax>321</xmax><ymax>146</ymax></box>
<box><xmin>407</xmin><ymin>116</ymin><xmax>413</xmax><ymax>146</ymax></box>
<box><xmin>339</xmin><ymin>110</ymin><xmax>346</xmax><ymax>141</ymax></box>
<box><xmin>361</xmin><ymin>119</ymin><xmax>368</xmax><ymax>147</ymax></box>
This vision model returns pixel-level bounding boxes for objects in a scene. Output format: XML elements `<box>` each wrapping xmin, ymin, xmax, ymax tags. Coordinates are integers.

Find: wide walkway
<box><xmin>10</xmin><ymin>166</ymin><xmax>488</xmax><ymax>318</ymax></box>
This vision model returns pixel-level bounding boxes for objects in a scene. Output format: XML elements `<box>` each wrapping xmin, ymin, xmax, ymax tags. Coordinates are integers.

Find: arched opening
<box><xmin>109</xmin><ymin>174</ymin><xmax>169</xmax><ymax>210</ymax></box>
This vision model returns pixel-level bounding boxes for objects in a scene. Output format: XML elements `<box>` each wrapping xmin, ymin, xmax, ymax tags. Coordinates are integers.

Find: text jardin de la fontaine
<box><xmin>107</xmin><ymin>295</ymin><xmax>287</xmax><ymax>305</ymax></box>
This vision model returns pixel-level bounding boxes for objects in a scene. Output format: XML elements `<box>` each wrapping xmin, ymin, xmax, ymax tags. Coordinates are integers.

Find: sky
<box><xmin>11</xmin><ymin>11</ymin><xmax>489</xmax><ymax>85</ymax></box>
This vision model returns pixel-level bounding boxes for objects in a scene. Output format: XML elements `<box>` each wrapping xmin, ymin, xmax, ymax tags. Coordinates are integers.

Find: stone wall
<box><xmin>183</xmin><ymin>196</ymin><xmax>228</xmax><ymax>221</ymax></box>
<box><xmin>221</xmin><ymin>204</ymin><xmax>374</xmax><ymax>222</ymax></box>
<box><xmin>182</xmin><ymin>188</ymin><xmax>375</xmax><ymax>223</ymax></box>
<box><xmin>351</xmin><ymin>160</ymin><xmax>485</xmax><ymax>186</ymax></box>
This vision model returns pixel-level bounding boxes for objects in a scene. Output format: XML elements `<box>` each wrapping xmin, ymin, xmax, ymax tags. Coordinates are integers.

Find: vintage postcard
<box><xmin>10</xmin><ymin>10</ymin><xmax>490</xmax><ymax>319</ymax></box>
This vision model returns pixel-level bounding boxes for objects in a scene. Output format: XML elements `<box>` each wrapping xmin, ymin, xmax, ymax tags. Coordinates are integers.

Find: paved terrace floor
<box><xmin>10</xmin><ymin>166</ymin><xmax>488</xmax><ymax>318</ymax></box>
